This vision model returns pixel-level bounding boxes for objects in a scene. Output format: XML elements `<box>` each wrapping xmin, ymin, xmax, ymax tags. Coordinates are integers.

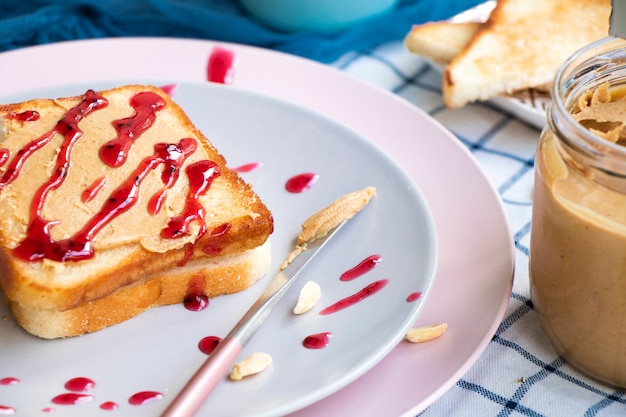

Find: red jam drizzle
<box><xmin>0</xmin><ymin>406</ymin><xmax>15</xmax><ymax>415</ymax></box>
<box><xmin>0</xmin><ymin>90</ymin><xmax>107</xmax><ymax>189</ymax></box>
<box><xmin>99</xmin><ymin>91</ymin><xmax>166</xmax><ymax>167</ymax></box>
<box><xmin>285</xmin><ymin>172</ymin><xmax>318</xmax><ymax>193</ymax></box>
<box><xmin>319</xmin><ymin>279</ymin><xmax>389</xmax><ymax>315</ymax></box>
<box><xmin>161</xmin><ymin>160</ymin><xmax>220</xmax><ymax>240</ymax></box>
<box><xmin>198</xmin><ymin>336</ymin><xmax>222</xmax><ymax>355</ymax></box>
<box><xmin>128</xmin><ymin>391</ymin><xmax>163</xmax><ymax>406</ymax></box>
<box><xmin>159</xmin><ymin>83</ymin><xmax>178</xmax><ymax>97</ymax></box>
<box><xmin>303</xmin><ymin>332</ymin><xmax>332</xmax><ymax>349</ymax></box>
<box><xmin>184</xmin><ymin>293</ymin><xmax>209</xmax><ymax>312</ymax></box>
<box><xmin>51</xmin><ymin>393</ymin><xmax>94</xmax><ymax>405</ymax></box>
<box><xmin>42</xmin><ymin>408</ymin><xmax>54</xmax><ymax>413</ymax></box>
<box><xmin>1</xmin><ymin>88</ymin><xmax>226</xmax><ymax>264</ymax></box>
<box><xmin>64</xmin><ymin>377</ymin><xmax>95</xmax><ymax>392</ymax></box>
<box><xmin>6</xmin><ymin>110</ymin><xmax>40</xmax><ymax>122</ymax></box>
<box><xmin>232</xmin><ymin>162</ymin><xmax>261</xmax><ymax>173</ymax></box>
<box><xmin>340</xmin><ymin>254</ymin><xmax>382</xmax><ymax>281</ymax></box>
<box><xmin>81</xmin><ymin>177</ymin><xmax>107</xmax><ymax>203</ymax></box>
<box><xmin>100</xmin><ymin>401</ymin><xmax>119</xmax><ymax>410</ymax></box>
<box><xmin>207</xmin><ymin>46</ymin><xmax>236</xmax><ymax>84</ymax></box>
<box><xmin>406</xmin><ymin>291</ymin><xmax>423</xmax><ymax>302</ymax></box>
<box><xmin>14</xmin><ymin>137</ymin><xmax>200</xmax><ymax>262</ymax></box>
<box><xmin>148</xmin><ymin>144</ymin><xmax>206</xmax><ymax>218</ymax></box>
<box><xmin>0</xmin><ymin>377</ymin><xmax>18</xmax><ymax>386</ymax></box>
<box><xmin>183</xmin><ymin>274</ymin><xmax>209</xmax><ymax>311</ymax></box>
<box><xmin>201</xmin><ymin>223</ymin><xmax>231</xmax><ymax>255</ymax></box>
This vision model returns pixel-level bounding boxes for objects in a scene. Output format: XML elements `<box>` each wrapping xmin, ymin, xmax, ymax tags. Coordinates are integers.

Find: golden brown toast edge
<box><xmin>404</xmin><ymin>21</ymin><xmax>481</xmax><ymax>65</ymax></box>
<box><xmin>6</xmin><ymin>241</ymin><xmax>271</xmax><ymax>339</ymax></box>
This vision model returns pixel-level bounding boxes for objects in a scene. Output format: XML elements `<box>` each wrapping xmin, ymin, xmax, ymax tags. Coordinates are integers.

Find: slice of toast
<box><xmin>0</xmin><ymin>85</ymin><xmax>273</xmax><ymax>338</ymax></box>
<box><xmin>404</xmin><ymin>21</ymin><xmax>481</xmax><ymax>66</ymax></box>
<box><xmin>442</xmin><ymin>0</ymin><xmax>611</xmax><ymax>108</ymax></box>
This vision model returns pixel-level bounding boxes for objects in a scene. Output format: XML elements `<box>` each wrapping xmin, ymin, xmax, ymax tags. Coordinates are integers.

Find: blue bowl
<box><xmin>238</xmin><ymin>0</ymin><xmax>400</xmax><ymax>32</ymax></box>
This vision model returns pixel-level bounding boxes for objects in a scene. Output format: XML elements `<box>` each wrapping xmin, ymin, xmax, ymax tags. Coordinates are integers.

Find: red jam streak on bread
<box><xmin>201</xmin><ymin>223</ymin><xmax>231</xmax><ymax>255</ymax></box>
<box><xmin>161</xmin><ymin>159</ymin><xmax>220</xmax><ymax>240</ymax></box>
<box><xmin>302</xmin><ymin>332</ymin><xmax>332</xmax><ymax>349</ymax></box>
<box><xmin>0</xmin><ymin>150</ymin><xmax>8</xmax><ymax>167</ymax></box>
<box><xmin>285</xmin><ymin>172</ymin><xmax>318</xmax><ymax>193</ymax></box>
<box><xmin>99</xmin><ymin>91</ymin><xmax>166</xmax><ymax>167</ymax></box>
<box><xmin>0</xmin><ymin>90</ymin><xmax>107</xmax><ymax>189</ymax></box>
<box><xmin>64</xmin><ymin>377</ymin><xmax>95</xmax><ymax>392</ymax></box>
<box><xmin>198</xmin><ymin>336</ymin><xmax>222</xmax><ymax>355</ymax></box>
<box><xmin>0</xmin><ymin>88</ymin><xmax>223</xmax><ymax>263</ymax></box>
<box><xmin>81</xmin><ymin>177</ymin><xmax>107</xmax><ymax>203</ymax></box>
<box><xmin>149</xmin><ymin>142</ymin><xmax>215</xmax><ymax>218</ymax></box>
<box><xmin>184</xmin><ymin>275</ymin><xmax>210</xmax><ymax>311</ymax></box>
<box><xmin>51</xmin><ymin>393</ymin><xmax>94</xmax><ymax>405</ymax></box>
<box><xmin>6</xmin><ymin>110</ymin><xmax>40</xmax><ymax>122</ymax></box>
<box><xmin>14</xmin><ymin>137</ymin><xmax>201</xmax><ymax>262</ymax></box>
<box><xmin>340</xmin><ymin>254</ymin><xmax>382</xmax><ymax>281</ymax></box>
<box><xmin>407</xmin><ymin>291</ymin><xmax>423</xmax><ymax>302</ymax></box>
<box><xmin>0</xmin><ymin>378</ymin><xmax>18</xmax><ymax>386</ymax></box>
<box><xmin>319</xmin><ymin>279</ymin><xmax>389</xmax><ymax>315</ymax></box>
<box><xmin>207</xmin><ymin>46</ymin><xmax>236</xmax><ymax>84</ymax></box>
<box><xmin>128</xmin><ymin>391</ymin><xmax>163</xmax><ymax>406</ymax></box>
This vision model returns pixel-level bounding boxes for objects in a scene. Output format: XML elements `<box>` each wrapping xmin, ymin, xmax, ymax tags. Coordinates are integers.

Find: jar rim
<box><xmin>551</xmin><ymin>36</ymin><xmax>626</xmax><ymax>164</ymax></box>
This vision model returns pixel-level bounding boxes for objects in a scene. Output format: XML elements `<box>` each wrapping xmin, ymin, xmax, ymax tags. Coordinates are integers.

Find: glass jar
<box><xmin>530</xmin><ymin>36</ymin><xmax>626</xmax><ymax>387</ymax></box>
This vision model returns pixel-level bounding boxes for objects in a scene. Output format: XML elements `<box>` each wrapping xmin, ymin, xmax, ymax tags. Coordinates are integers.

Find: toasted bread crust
<box><xmin>0</xmin><ymin>85</ymin><xmax>273</xmax><ymax>337</ymax></box>
<box><xmin>404</xmin><ymin>21</ymin><xmax>481</xmax><ymax>65</ymax></box>
<box><xmin>6</xmin><ymin>241</ymin><xmax>271</xmax><ymax>339</ymax></box>
<box><xmin>442</xmin><ymin>0</ymin><xmax>610</xmax><ymax>108</ymax></box>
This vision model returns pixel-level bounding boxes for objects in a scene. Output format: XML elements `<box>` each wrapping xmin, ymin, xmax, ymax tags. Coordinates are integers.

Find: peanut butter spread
<box><xmin>0</xmin><ymin>87</ymin><xmax>245</xmax><ymax>257</ymax></box>
<box><xmin>530</xmin><ymin>82</ymin><xmax>626</xmax><ymax>386</ymax></box>
<box><xmin>572</xmin><ymin>82</ymin><xmax>626</xmax><ymax>143</ymax></box>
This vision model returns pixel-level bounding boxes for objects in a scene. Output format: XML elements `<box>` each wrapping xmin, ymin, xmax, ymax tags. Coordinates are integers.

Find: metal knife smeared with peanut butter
<box><xmin>161</xmin><ymin>187</ymin><xmax>376</xmax><ymax>417</ymax></box>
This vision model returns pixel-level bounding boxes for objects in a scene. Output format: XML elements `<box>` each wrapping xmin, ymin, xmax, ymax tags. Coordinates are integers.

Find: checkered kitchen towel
<box><xmin>335</xmin><ymin>40</ymin><xmax>626</xmax><ymax>417</ymax></box>
<box><xmin>3</xmin><ymin>1</ymin><xmax>626</xmax><ymax>415</ymax></box>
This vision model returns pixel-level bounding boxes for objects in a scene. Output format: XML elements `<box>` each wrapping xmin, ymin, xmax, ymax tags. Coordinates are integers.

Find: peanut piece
<box><xmin>229</xmin><ymin>352</ymin><xmax>272</xmax><ymax>381</ymax></box>
<box><xmin>405</xmin><ymin>323</ymin><xmax>448</xmax><ymax>343</ymax></box>
<box><xmin>292</xmin><ymin>281</ymin><xmax>321</xmax><ymax>315</ymax></box>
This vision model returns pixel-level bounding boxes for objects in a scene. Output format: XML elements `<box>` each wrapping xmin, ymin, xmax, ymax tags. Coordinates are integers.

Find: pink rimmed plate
<box><xmin>0</xmin><ymin>38</ymin><xmax>513</xmax><ymax>417</ymax></box>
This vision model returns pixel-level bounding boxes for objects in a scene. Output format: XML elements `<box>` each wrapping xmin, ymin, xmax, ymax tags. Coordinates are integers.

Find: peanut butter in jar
<box><xmin>530</xmin><ymin>37</ymin><xmax>626</xmax><ymax>387</ymax></box>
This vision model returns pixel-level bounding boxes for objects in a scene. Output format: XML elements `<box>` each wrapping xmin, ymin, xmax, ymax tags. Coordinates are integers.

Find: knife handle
<box><xmin>160</xmin><ymin>337</ymin><xmax>243</xmax><ymax>417</ymax></box>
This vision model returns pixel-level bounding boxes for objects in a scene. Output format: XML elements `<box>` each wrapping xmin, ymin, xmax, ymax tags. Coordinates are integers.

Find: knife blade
<box><xmin>160</xmin><ymin>220</ymin><xmax>349</xmax><ymax>417</ymax></box>
<box><xmin>610</xmin><ymin>0</ymin><xmax>626</xmax><ymax>38</ymax></box>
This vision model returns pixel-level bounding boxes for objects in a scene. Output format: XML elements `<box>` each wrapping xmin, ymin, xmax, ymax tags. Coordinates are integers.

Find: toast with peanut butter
<box><xmin>405</xmin><ymin>0</ymin><xmax>611</xmax><ymax>109</ymax></box>
<box><xmin>0</xmin><ymin>85</ymin><xmax>273</xmax><ymax>338</ymax></box>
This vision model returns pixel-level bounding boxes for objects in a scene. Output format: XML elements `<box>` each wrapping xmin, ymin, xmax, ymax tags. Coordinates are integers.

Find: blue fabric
<box><xmin>0</xmin><ymin>0</ymin><xmax>484</xmax><ymax>63</ymax></box>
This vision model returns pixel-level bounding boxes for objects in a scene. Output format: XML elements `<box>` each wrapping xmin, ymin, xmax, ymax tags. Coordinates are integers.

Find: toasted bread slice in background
<box><xmin>442</xmin><ymin>0</ymin><xmax>611</xmax><ymax>108</ymax></box>
<box><xmin>0</xmin><ymin>85</ymin><xmax>273</xmax><ymax>338</ymax></box>
<box><xmin>405</xmin><ymin>21</ymin><xmax>481</xmax><ymax>66</ymax></box>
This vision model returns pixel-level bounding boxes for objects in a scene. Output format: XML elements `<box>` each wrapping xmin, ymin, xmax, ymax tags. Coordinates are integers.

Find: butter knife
<box><xmin>160</xmin><ymin>220</ymin><xmax>348</xmax><ymax>417</ymax></box>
